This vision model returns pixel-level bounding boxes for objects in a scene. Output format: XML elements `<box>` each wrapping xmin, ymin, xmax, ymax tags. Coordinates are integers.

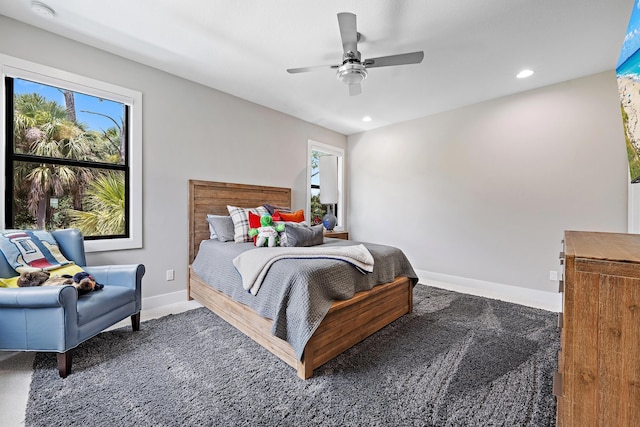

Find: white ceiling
<box><xmin>0</xmin><ymin>0</ymin><xmax>634</xmax><ymax>135</ymax></box>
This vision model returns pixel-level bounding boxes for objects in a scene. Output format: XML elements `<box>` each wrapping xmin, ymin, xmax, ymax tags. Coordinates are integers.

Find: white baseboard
<box><xmin>140</xmin><ymin>272</ymin><xmax>563</xmax><ymax>314</ymax></box>
<box><xmin>415</xmin><ymin>269</ymin><xmax>562</xmax><ymax>312</ymax></box>
<box><xmin>141</xmin><ymin>289</ymin><xmax>188</xmax><ymax>310</ymax></box>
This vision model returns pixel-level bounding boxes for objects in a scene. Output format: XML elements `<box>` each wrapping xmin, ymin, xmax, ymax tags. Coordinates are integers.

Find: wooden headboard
<box><xmin>188</xmin><ymin>180</ymin><xmax>291</xmax><ymax>264</ymax></box>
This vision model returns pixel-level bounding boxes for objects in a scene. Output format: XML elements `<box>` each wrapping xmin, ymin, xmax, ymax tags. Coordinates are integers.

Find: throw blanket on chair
<box><xmin>0</xmin><ymin>230</ymin><xmax>73</xmax><ymax>273</ymax></box>
<box><xmin>233</xmin><ymin>244</ymin><xmax>375</xmax><ymax>295</ymax></box>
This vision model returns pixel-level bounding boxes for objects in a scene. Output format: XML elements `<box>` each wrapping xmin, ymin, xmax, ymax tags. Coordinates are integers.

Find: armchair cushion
<box><xmin>77</xmin><ymin>287</ymin><xmax>135</xmax><ymax>326</ymax></box>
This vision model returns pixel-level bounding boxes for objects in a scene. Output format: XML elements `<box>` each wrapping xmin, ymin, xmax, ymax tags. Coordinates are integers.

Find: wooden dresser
<box><xmin>556</xmin><ymin>231</ymin><xmax>640</xmax><ymax>426</ymax></box>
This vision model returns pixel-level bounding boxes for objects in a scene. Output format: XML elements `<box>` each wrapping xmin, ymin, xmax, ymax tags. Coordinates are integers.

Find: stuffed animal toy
<box><xmin>17</xmin><ymin>270</ymin><xmax>103</xmax><ymax>295</ymax></box>
<box><xmin>248</xmin><ymin>214</ymin><xmax>285</xmax><ymax>247</ymax></box>
<box><xmin>17</xmin><ymin>271</ymin><xmax>50</xmax><ymax>288</ymax></box>
<box><xmin>72</xmin><ymin>272</ymin><xmax>104</xmax><ymax>293</ymax></box>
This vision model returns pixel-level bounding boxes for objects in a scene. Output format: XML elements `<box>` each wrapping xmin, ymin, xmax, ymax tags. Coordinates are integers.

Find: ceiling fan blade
<box><xmin>348</xmin><ymin>83</ymin><xmax>361</xmax><ymax>96</ymax></box>
<box><xmin>363</xmin><ymin>51</ymin><xmax>424</xmax><ymax>68</ymax></box>
<box><xmin>287</xmin><ymin>65</ymin><xmax>338</xmax><ymax>74</ymax></box>
<box><xmin>337</xmin><ymin>12</ymin><xmax>358</xmax><ymax>53</ymax></box>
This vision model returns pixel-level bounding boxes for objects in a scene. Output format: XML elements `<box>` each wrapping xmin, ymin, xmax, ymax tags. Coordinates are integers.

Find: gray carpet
<box><xmin>26</xmin><ymin>285</ymin><xmax>560</xmax><ymax>426</ymax></box>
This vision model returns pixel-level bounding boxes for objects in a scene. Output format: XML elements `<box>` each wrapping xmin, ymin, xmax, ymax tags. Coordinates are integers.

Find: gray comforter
<box><xmin>191</xmin><ymin>238</ymin><xmax>418</xmax><ymax>360</ymax></box>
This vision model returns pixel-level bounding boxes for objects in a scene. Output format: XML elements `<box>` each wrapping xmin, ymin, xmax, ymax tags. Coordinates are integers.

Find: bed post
<box><xmin>297</xmin><ymin>351</ymin><xmax>314</xmax><ymax>379</ymax></box>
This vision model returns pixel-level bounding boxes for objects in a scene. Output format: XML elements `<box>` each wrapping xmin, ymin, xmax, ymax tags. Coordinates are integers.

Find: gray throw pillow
<box><xmin>280</xmin><ymin>223</ymin><xmax>324</xmax><ymax>247</ymax></box>
<box><xmin>206</xmin><ymin>215</ymin><xmax>235</xmax><ymax>242</ymax></box>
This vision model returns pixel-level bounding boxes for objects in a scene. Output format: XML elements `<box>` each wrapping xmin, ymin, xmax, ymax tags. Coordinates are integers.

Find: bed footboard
<box><xmin>188</xmin><ymin>266</ymin><xmax>413</xmax><ymax>379</ymax></box>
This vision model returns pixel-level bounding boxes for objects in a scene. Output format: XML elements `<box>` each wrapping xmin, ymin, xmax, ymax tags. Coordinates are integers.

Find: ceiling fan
<box><xmin>287</xmin><ymin>12</ymin><xmax>424</xmax><ymax>96</ymax></box>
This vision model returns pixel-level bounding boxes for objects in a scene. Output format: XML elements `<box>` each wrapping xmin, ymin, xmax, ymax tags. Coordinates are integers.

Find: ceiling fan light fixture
<box><xmin>336</xmin><ymin>62</ymin><xmax>367</xmax><ymax>85</ymax></box>
<box><xmin>288</xmin><ymin>12</ymin><xmax>423</xmax><ymax>95</ymax></box>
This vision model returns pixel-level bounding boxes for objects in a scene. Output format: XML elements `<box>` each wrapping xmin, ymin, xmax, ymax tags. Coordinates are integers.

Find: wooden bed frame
<box><xmin>188</xmin><ymin>180</ymin><xmax>413</xmax><ymax>379</ymax></box>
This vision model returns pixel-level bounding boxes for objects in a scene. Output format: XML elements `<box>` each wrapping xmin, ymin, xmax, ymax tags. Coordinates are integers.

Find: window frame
<box><xmin>306</xmin><ymin>139</ymin><xmax>345</xmax><ymax>231</ymax></box>
<box><xmin>0</xmin><ymin>54</ymin><xmax>142</xmax><ymax>252</ymax></box>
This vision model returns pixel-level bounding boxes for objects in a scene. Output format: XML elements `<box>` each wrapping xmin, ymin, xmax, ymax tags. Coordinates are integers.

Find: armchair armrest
<box><xmin>0</xmin><ymin>285</ymin><xmax>78</xmax><ymax>308</ymax></box>
<box><xmin>84</xmin><ymin>264</ymin><xmax>145</xmax><ymax>289</ymax></box>
<box><xmin>84</xmin><ymin>264</ymin><xmax>144</xmax><ymax>313</ymax></box>
<box><xmin>0</xmin><ymin>286</ymin><xmax>79</xmax><ymax>352</ymax></box>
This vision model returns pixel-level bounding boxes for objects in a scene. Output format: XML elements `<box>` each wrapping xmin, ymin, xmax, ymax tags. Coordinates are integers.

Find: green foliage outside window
<box><xmin>10</xmin><ymin>81</ymin><xmax>127</xmax><ymax>236</ymax></box>
<box><xmin>67</xmin><ymin>172</ymin><xmax>125</xmax><ymax>236</ymax></box>
<box><xmin>310</xmin><ymin>194</ymin><xmax>327</xmax><ymax>225</ymax></box>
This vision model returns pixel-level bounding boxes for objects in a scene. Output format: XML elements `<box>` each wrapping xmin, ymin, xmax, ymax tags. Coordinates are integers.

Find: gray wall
<box><xmin>0</xmin><ymin>15</ymin><xmax>347</xmax><ymax>300</ymax></box>
<box><xmin>0</xmin><ymin>14</ymin><xmax>629</xmax><ymax>301</ymax></box>
<box><xmin>348</xmin><ymin>71</ymin><xmax>628</xmax><ymax>294</ymax></box>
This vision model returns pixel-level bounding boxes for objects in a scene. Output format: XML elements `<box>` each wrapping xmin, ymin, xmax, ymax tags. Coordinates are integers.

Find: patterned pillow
<box><xmin>227</xmin><ymin>205</ymin><xmax>268</xmax><ymax>243</ymax></box>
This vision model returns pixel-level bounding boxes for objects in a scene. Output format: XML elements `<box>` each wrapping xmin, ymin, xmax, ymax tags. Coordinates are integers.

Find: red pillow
<box><xmin>248</xmin><ymin>211</ymin><xmax>262</xmax><ymax>245</ymax></box>
<box><xmin>276</xmin><ymin>209</ymin><xmax>305</xmax><ymax>223</ymax></box>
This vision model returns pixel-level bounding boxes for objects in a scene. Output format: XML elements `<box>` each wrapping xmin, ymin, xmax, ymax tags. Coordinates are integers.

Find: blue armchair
<box><xmin>0</xmin><ymin>229</ymin><xmax>144</xmax><ymax>377</ymax></box>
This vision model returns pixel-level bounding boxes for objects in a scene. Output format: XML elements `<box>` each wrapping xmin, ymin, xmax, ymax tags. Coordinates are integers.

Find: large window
<box><xmin>307</xmin><ymin>140</ymin><xmax>344</xmax><ymax>229</ymax></box>
<box><xmin>1</xmin><ymin>55</ymin><xmax>142</xmax><ymax>251</ymax></box>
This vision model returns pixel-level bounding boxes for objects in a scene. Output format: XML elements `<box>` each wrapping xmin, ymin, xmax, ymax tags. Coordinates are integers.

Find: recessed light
<box><xmin>31</xmin><ymin>2</ymin><xmax>55</xmax><ymax>18</ymax></box>
<box><xmin>516</xmin><ymin>69</ymin><xmax>534</xmax><ymax>79</ymax></box>
<box><xmin>362</xmin><ymin>116</ymin><xmax>372</xmax><ymax>122</ymax></box>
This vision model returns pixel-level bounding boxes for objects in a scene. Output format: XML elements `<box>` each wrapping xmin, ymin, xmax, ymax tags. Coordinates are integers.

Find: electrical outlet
<box><xmin>549</xmin><ymin>270</ymin><xmax>558</xmax><ymax>281</ymax></box>
<box><xmin>166</xmin><ymin>269</ymin><xmax>175</xmax><ymax>281</ymax></box>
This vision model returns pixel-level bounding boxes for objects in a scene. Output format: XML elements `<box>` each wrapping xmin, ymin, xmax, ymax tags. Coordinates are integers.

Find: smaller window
<box><xmin>307</xmin><ymin>140</ymin><xmax>344</xmax><ymax>229</ymax></box>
